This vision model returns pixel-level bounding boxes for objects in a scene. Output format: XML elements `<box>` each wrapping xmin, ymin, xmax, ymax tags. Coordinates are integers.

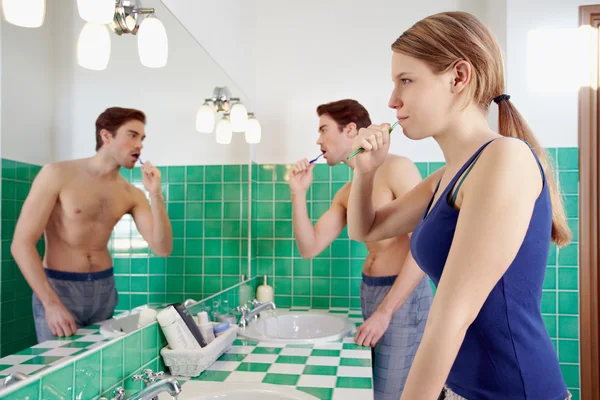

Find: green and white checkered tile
<box><xmin>0</xmin><ymin>325</ymin><xmax>113</xmax><ymax>380</ymax></box>
<box><xmin>175</xmin><ymin>308</ymin><xmax>373</xmax><ymax>400</ymax></box>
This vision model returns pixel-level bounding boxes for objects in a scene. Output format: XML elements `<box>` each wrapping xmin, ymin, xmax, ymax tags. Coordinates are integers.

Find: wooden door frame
<box><xmin>579</xmin><ymin>6</ymin><xmax>600</xmax><ymax>400</ymax></box>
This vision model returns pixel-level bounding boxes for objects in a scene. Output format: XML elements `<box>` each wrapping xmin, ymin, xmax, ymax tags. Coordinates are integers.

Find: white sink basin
<box><xmin>158</xmin><ymin>381</ymin><xmax>319</xmax><ymax>400</ymax></box>
<box><xmin>98</xmin><ymin>304</ymin><xmax>167</xmax><ymax>337</ymax></box>
<box><xmin>237</xmin><ymin>311</ymin><xmax>356</xmax><ymax>344</ymax></box>
<box><xmin>98</xmin><ymin>311</ymin><xmax>141</xmax><ymax>337</ymax></box>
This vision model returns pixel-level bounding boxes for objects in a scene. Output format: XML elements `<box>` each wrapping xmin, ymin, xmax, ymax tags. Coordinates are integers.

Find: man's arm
<box><xmin>131</xmin><ymin>188</ymin><xmax>173</xmax><ymax>257</ymax></box>
<box><xmin>130</xmin><ymin>161</ymin><xmax>173</xmax><ymax>257</ymax></box>
<box><xmin>355</xmin><ymin>157</ymin><xmax>427</xmax><ymax>347</ymax></box>
<box><xmin>292</xmin><ymin>186</ymin><xmax>348</xmax><ymax>259</ymax></box>
<box><xmin>11</xmin><ymin>164</ymin><xmax>78</xmax><ymax>337</ymax></box>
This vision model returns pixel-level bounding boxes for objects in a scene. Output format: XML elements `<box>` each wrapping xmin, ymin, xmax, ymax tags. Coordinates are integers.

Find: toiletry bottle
<box><xmin>156</xmin><ymin>306</ymin><xmax>202</xmax><ymax>350</ymax></box>
<box><xmin>172</xmin><ymin>303</ymin><xmax>208</xmax><ymax>347</ymax></box>
<box><xmin>256</xmin><ymin>275</ymin><xmax>274</xmax><ymax>303</ymax></box>
<box><xmin>239</xmin><ymin>274</ymin><xmax>253</xmax><ymax>305</ymax></box>
<box><xmin>137</xmin><ymin>308</ymin><xmax>158</xmax><ymax>329</ymax></box>
<box><xmin>196</xmin><ymin>311</ymin><xmax>216</xmax><ymax>344</ymax></box>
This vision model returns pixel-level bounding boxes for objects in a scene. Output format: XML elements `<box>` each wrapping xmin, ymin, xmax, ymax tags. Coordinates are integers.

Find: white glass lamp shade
<box><xmin>245</xmin><ymin>117</ymin><xmax>261</xmax><ymax>144</ymax></box>
<box><xmin>2</xmin><ymin>0</ymin><xmax>45</xmax><ymax>28</ymax></box>
<box><xmin>196</xmin><ymin>103</ymin><xmax>215</xmax><ymax>133</ymax></box>
<box><xmin>230</xmin><ymin>102</ymin><xmax>248</xmax><ymax>132</ymax></box>
<box><xmin>77</xmin><ymin>22</ymin><xmax>111</xmax><ymax>71</ymax></box>
<box><xmin>138</xmin><ymin>16</ymin><xmax>168</xmax><ymax>68</ymax></box>
<box><xmin>76</xmin><ymin>0</ymin><xmax>114</xmax><ymax>24</ymax></box>
<box><xmin>216</xmin><ymin>118</ymin><xmax>233</xmax><ymax>144</ymax></box>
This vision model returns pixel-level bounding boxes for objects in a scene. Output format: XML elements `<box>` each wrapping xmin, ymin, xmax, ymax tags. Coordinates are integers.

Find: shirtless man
<box><xmin>289</xmin><ymin>99</ymin><xmax>433</xmax><ymax>399</ymax></box>
<box><xmin>11</xmin><ymin>107</ymin><xmax>173</xmax><ymax>343</ymax></box>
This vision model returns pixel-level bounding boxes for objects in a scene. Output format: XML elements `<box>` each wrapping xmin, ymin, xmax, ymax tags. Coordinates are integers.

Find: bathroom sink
<box><xmin>98</xmin><ymin>303</ymin><xmax>167</xmax><ymax>337</ymax></box>
<box><xmin>237</xmin><ymin>311</ymin><xmax>356</xmax><ymax>344</ymax></box>
<box><xmin>98</xmin><ymin>312</ymin><xmax>142</xmax><ymax>337</ymax></box>
<box><xmin>158</xmin><ymin>381</ymin><xmax>318</xmax><ymax>400</ymax></box>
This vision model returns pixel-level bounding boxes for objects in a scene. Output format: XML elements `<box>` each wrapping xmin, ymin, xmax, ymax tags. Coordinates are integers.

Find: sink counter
<box><xmin>0</xmin><ymin>325</ymin><xmax>114</xmax><ymax>381</ymax></box>
<box><xmin>171</xmin><ymin>308</ymin><xmax>373</xmax><ymax>400</ymax></box>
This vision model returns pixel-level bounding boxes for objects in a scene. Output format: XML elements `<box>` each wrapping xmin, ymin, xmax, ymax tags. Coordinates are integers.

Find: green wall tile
<box><xmin>557</xmin><ymin>148</ymin><xmax>579</xmax><ymax>170</ymax></box>
<box><xmin>41</xmin><ymin>363</ymin><xmax>73</xmax><ymax>400</ymax></box>
<box><xmin>186</xmin><ymin>166</ymin><xmax>204</xmax><ymax>182</ymax></box>
<box><xmin>558</xmin><ymin>268</ymin><xmax>578</xmax><ymax>291</ymax></box>
<box><xmin>558</xmin><ymin>292</ymin><xmax>579</xmax><ymax>315</ymax></box>
<box><xmin>74</xmin><ymin>350</ymin><xmax>101</xmax><ymax>400</ymax></box>
<box><xmin>312</xmin><ymin>165</ymin><xmax>329</xmax><ymax>182</ymax></box>
<box><xmin>102</xmin><ymin>340</ymin><xmax>124</xmax><ymax>392</ymax></box>
<box><xmin>124</xmin><ymin>331</ymin><xmax>142</xmax><ymax>377</ymax></box>
<box><xmin>167</xmin><ymin>166</ymin><xmax>185</xmax><ymax>183</ymax></box>
<box><xmin>205</xmin><ymin>166</ymin><xmax>223</xmax><ymax>182</ymax></box>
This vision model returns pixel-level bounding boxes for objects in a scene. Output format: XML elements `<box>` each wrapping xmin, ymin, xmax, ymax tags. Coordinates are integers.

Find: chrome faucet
<box><xmin>237</xmin><ymin>300</ymin><xmax>276</xmax><ymax>327</ymax></box>
<box><xmin>183</xmin><ymin>298</ymin><xmax>197</xmax><ymax>308</ymax></box>
<box><xmin>99</xmin><ymin>386</ymin><xmax>125</xmax><ymax>400</ymax></box>
<box><xmin>2</xmin><ymin>372</ymin><xmax>29</xmax><ymax>388</ymax></box>
<box><xmin>127</xmin><ymin>375</ymin><xmax>181</xmax><ymax>400</ymax></box>
<box><xmin>98</xmin><ymin>370</ymin><xmax>181</xmax><ymax>400</ymax></box>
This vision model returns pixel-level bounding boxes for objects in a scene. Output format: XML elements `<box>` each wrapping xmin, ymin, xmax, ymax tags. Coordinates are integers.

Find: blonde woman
<box><xmin>347</xmin><ymin>12</ymin><xmax>571</xmax><ymax>400</ymax></box>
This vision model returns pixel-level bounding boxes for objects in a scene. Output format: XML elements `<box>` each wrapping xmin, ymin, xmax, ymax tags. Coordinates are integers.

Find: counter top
<box><xmin>173</xmin><ymin>308</ymin><xmax>373</xmax><ymax>400</ymax></box>
<box><xmin>0</xmin><ymin>326</ymin><xmax>112</xmax><ymax>380</ymax></box>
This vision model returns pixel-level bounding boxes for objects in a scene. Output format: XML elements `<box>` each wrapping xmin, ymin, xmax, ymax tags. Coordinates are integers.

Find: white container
<box><xmin>137</xmin><ymin>308</ymin><xmax>157</xmax><ymax>329</ymax></box>
<box><xmin>161</xmin><ymin>324</ymin><xmax>239</xmax><ymax>377</ymax></box>
<box><xmin>197</xmin><ymin>311</ymin><xmax>216</xmax><ymax>344</ymax></box>
<box><xmin>256</xmin><ymin>275</ymin><xmax>274</xmax><ymax>303</ymax></box>
<box><xmin>156</xmin><ymin>306</ymin><xmax>202</xmax><ymax>351</ymax></box>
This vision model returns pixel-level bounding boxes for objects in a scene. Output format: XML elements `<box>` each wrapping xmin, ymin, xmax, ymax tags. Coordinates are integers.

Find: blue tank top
<box><xmin>410</xmin><ymin>139</ymin><xmax>569</xmax><ymax>400</ymax></box>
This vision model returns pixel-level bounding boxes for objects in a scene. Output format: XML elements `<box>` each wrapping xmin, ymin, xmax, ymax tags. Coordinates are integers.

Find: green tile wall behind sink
<box><xmin>251</xmin><ymin>148</ymin><xmax>580</xmax><ymax>398</ymax></box>
<box><xmin>0</xmin><ymin>159</ymin><xmax>43</xmax><ymax>357</ymax></box>
<box><xmin>112</xmin><ymin>165</ymin><xmax>250</xmax><ymax>312</ymax></box>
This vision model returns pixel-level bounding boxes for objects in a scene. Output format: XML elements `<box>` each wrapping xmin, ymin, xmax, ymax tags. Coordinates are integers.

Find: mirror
<box><xmin>0</xmin><ymin>0</ymin><xmax>252</xmax><ymax>366</ymax></box>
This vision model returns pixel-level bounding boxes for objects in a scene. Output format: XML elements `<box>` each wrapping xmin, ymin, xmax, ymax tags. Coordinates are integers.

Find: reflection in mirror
<box><xmin>0</xmin><ymin>0</ymin><xmax>251</xmax><ymax>372</ymax></box>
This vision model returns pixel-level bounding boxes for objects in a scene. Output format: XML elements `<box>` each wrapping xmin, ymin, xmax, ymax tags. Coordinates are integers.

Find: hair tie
<box><xmin>493</xmin><ymin>94</ymin><xmax>510</xmax><ymax>104</ymax></box>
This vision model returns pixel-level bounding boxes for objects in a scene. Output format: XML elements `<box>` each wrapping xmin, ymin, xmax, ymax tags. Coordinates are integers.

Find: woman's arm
<box><xmin>348</xmin><ymin>166</ymin><xmax>443</xmax><ymax>242</ymax></box>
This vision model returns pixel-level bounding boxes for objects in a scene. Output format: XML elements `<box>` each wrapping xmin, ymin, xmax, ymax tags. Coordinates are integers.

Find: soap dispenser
<box><xmin>256</xmin><ymin>275</ymin><xmax>274</xmax><ymax>303</ymax></box>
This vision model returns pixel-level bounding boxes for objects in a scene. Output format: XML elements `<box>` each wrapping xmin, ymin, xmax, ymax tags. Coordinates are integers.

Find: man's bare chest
<box><xmin>57</xmin><ymin>180</ymin><xmax>134</xmax><ymax>223</ymax></box>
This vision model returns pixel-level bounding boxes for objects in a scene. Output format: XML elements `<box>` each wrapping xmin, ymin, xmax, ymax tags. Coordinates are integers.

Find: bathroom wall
<box><xmin>0</xmin><ymin>3</ymin><xmax>56</xmax><ymax>357</ymax></box>
<box><xmin>113</xmin><ymin>165</ymin><xmax>249</xmax><ymax>312</ymax></box>
<box><xmin>53</xmin><ymin>0</ymin><xmax>251</xmax><ymax>165</ymax></box>
<box><xmin>0</xmin><ymin>161</ymin><xmax>42</xmax><ymax>357</ymax></box>
<box><xmin>160</xmin><ymin>0</ymin><xmax>257</xmax><ymax>105</ymax></box>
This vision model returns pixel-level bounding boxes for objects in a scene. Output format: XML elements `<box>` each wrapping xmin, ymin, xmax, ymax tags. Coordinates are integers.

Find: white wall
<box><xmin>249</xmin><ymin>0</ymin><xmax>510</xmax><ymax>164</ymax></box>
<box><xmin>506</xmin><ymin>0</ymin><xmax>594</xmax><ymax>148</ymax></box>
<box><xmin>253</xmin><ymin>0</ymin><xmax>474</xmax><ymax>164</ymax></box>
<box><xmin>161</xmin><ymin>0</ymin><xmax>257</xmax><ymax>105</ymax></box>
<box><xmin>1</xmin><ymin>5</ymin><xmax>55</xmax><ymax>165</ymax></box>
<box><xmin>52</xmin><ymin>0</ymin><xmax>251</xmax><ymax>165</ymax></box>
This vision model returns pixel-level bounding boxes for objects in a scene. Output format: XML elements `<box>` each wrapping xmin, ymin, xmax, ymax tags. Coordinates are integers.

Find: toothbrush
<box><xmin>138</xmin><ymin>157</ymin><xmax>144</xmax><ymax>165</ymax></box>
<box><xmin>346</xmin><ymin>121</ymin><xmax>399</xmax><ymax>160</ymax></box>
<box><xmin>309</xmin><ymin>153</ymin><xmax>324</xmax><ymax>164</ymax></box>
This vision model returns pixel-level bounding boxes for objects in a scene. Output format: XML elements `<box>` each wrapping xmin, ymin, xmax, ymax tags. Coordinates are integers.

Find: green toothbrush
<box><xmin>346</xmin><ymin>121</ymin><xmax>399</xmax><ymax>160</ymax></box>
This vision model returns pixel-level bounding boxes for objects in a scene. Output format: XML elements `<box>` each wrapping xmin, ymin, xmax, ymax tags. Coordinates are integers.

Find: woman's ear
<box><xmin>451</xmin><ymin>60</ymin><xmax>472</xmax><ymax>94</ymax></box>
